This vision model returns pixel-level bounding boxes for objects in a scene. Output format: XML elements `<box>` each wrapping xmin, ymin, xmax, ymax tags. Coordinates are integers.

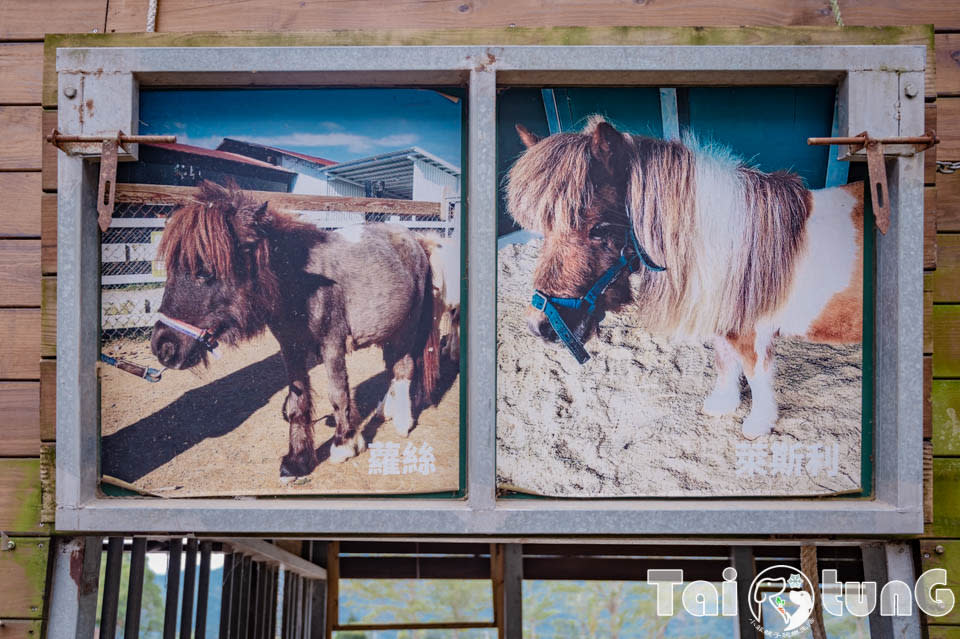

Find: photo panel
<box><xmin>496</xmin><ymin>87</ymin><xmax>868</xmax><ymax>498</ymax></box>
<box><xmin>99</xmin><ymin>88</ymin><xmax>464</xmax><ymax>497</ymax></box>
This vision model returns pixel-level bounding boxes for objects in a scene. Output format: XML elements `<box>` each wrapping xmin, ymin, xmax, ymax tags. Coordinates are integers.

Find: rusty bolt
<box><xmin>4</xmin><ymin>539</ymin><xmax>14</xmax><ymax>551</ymax></box>
<box><xmin>904</xmin><ymin>83</ymin><xmax>919</xmax><ymax>98</ymax></box>
<box><xmin>63</xmin><ymin>87</ymin><xmax>77</xmax><ymax>99</ymax></box>
<box><xmin>935</xmin><ymin>544</ymin><xmax>945</xmax><ymax>554</ymax></box>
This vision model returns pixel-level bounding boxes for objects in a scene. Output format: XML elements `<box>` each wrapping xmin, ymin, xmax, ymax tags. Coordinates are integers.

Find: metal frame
<box><xmin>55</xmin><ymin>44</ymin><xmax>925</xmax><ymax>535</ymax></box>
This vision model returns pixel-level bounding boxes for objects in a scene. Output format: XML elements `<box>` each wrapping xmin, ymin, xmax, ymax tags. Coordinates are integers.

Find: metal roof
<box><xmin>217</xmin><ymin>138</ymin><xmax>336</xmax><ymax>167</ymax></box>
<box><xmin>142</xmin><ymin>142</ymin><xmax>296</xmax><ymax>174</ymax></box>
<box><xmin>321</xmin><ymin>147</ymin><xmax>460</xmax><ymax>200</ymax></box>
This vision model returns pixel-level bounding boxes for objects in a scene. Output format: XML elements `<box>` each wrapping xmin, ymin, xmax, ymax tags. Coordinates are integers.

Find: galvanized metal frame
<box><xmin>55</xmin><ymin>44</ymin><xmax>925</xmax><ymax>535</ymax></box>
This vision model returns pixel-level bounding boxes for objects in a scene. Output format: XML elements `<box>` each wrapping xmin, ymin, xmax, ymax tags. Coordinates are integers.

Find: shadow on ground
<box><xmin>103</xmin><ymin>351</ymin><xmax>461</xmax><ymax>482</ymax></box>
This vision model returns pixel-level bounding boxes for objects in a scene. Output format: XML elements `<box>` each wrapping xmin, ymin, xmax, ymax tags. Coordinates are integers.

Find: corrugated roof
<box><xmin>143</xmin><ymin>142</ymin><xmax>296</xmax><ymax>173</ymax></box>
<box><xmin>321</xmin><ymin>147</ymin><xmax>460</xmax><ymax>199</ymax></box>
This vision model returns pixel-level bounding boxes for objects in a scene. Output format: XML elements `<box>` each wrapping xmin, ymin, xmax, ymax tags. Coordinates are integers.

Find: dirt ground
<box><xmin>496</xmin><ymin>240</ymin><xmax>862</xmax><ymax>498</ymax></box>
<box><xmin>100</xmin><ymin>333</ymin><xmax>460</xmax><ymax>497</ymax></box>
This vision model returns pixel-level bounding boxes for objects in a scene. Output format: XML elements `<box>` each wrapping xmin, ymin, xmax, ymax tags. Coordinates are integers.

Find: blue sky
<box><xmin>139</xmin><ymin>88</ymin><xmax>462</xmax><ymax>167</ymax></box>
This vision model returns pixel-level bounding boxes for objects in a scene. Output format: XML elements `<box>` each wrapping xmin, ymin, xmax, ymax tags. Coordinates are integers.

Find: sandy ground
<box><xmin>100</xmin><ymin>333</ymin><xmax>460</xmax><ymax>497</ymax></box>
<box><xmin>496</xmin><ymin>240</ymin><xmax>862</xmax><ymax>498</ymax></box>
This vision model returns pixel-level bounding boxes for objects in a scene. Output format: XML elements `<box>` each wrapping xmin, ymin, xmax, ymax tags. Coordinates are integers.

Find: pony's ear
<box><xmin>590</xmin><ymin>121</ymin><xmax>626</xmax><ymax>174</ymax></box>
<box><xmin>516</xmin><ymin>123</ymin><xmax>541</xmax><ymax>149</ymax></box>
<box><xmin>235</xmin><ymin>201</ymin><xmax>272</xmax><ymax>245</ymax></box>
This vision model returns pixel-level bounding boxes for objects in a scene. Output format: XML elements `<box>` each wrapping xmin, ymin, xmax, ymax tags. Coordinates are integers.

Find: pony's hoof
<box><xmin>740</xmin><ymin>414</ymin><xmax>775</xmax><ymax>440</ymax></box>
<box><xmin>329</xmin><ymin>439</ymin><xmax>363</xmax><ymax>463</ymax></box>
<box><xmin>280</xmin><ymin>451</ymin><xmax>318</xmax><ymax>479</ymax></box>
<box><xmin>702</xmin><ymin>391</ymin><xmax>740</xmax><ymax>416</ymax></box>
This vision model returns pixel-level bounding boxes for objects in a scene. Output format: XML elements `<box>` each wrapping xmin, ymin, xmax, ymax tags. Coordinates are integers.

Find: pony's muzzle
<box><xmin>151</xmin><ymin>323</ymin><xmax>196</xmax><ymax>369</ymax></box>
<box><xmin>526</xmin><ymin>311</ymin><xmax>558</xmax><ymax>342</ymax></box>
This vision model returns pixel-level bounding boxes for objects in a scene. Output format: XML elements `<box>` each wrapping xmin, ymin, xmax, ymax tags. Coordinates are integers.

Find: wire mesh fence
<box><xmin>101</xmin><ymin>188</ymin><xmax>459</xmax><ymax>348</ymax></box>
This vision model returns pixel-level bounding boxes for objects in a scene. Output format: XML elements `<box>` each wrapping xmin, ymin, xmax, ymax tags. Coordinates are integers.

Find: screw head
<box><xmin>5</xmin><ymin>540</ymin><xmax>14</xmax><ymax>550</ymax></box>
<box><xmin>63</xmin><ymin>87</ymin><xmax>77</xmax><ymax>99</ymax></box>
<box><xmin>904</xmin><ymin>83</ymin><xmax>919</xmax><ymax>98</ymax></box>
<box><xmin>935</xmin><ymin>544</ymin><xmax>945</xmax><ymax>554</ymax></box>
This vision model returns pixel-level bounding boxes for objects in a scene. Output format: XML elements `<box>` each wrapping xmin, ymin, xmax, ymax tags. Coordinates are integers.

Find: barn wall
<box><xmin>0</xmin><ymin>2</ymin><xmax>957</xmax><ymax>636</ymax></box>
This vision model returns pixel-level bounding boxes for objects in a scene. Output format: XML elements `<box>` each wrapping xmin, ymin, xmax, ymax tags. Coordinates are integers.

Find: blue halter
<box><xmin>531</xmin><ymin>216</ymin><xmax>665</xmax><ymax>365</ymax></box>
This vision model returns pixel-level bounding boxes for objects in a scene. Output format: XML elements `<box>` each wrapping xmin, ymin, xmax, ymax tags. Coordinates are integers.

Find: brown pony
<box><xmin>151</xmin><ymin>181</ymin><xmax>442</xmax><ymax>479</ymax></box>
<box><xmin>508</xmin><ymin>117</ymin><xmax>863</xmax><ymax>440</ymax></box>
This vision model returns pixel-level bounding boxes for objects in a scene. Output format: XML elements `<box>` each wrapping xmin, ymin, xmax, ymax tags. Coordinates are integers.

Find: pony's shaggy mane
<box><xmin>508</xmin><ymin>116</ymin><xmax>812</xmax><ymax>337</ymax></box>
<box><xmin>159</xmin><ymin>181</ymin><xmax>268</xmax><ymax>282</ymax></box>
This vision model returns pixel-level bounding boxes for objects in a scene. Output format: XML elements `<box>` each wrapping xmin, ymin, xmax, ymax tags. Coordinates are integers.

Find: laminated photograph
<box><xmin>99</xmin><ymin>89</ymin><xmax>463</xmax><ymax>497</ymax></box>
<box><xmin>496</xmin><ymin>87</ymin><xmax>866</xmax><ymax>497</ymax></box>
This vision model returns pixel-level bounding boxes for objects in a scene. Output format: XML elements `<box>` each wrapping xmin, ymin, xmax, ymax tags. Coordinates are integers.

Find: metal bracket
<box><xmin>807</xmin><ymin>130</ymin><xmax>939</xmax><ymax>235</ymax></box>
<box><xmin>46</xmin><ymin>130</ymin><xmax>176</xmax><ymax>232</ymax></box>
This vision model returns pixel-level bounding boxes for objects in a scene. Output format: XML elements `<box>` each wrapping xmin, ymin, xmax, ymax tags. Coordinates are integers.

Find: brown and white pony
<box><xmin>507</xmin><ymin>117</ymin><xmax>863</xmax><ymax>439</ymax></box>
<box><xmin>151</xmin><ymin>181</ymin><xmax>442</xmax><ymax>478</ymax></box>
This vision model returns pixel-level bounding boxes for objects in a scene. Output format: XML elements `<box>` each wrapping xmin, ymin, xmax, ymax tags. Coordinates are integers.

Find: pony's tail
<box><xmin>415</xmin><ymin>262</ymin><xmax>443</xmax><ymax>411</ymax></box>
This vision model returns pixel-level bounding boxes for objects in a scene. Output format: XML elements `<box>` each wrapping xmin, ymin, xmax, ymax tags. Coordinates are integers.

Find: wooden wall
<box><xmin>0</xmin><ymin>2</ymin><xmax>958</xmax><ymax>637</ymax></box>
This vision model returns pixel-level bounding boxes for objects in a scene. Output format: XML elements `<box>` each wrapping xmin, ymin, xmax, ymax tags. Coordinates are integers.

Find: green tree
<box><xmin>96</xmin><ymin>552</ymin><xmax>167</xmax><ymax>638</ymax></box>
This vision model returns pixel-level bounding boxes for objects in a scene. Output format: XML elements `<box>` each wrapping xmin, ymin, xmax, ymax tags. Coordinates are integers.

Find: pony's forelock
<box><xmin>507</xmin><ymin>132</ymin><xmax>595</xmax><ymax>233</ymax></box>
<box><xmin>159</xmin><ymin>182</ymin><xmax>265</xmax><ymax>282</ymax></box>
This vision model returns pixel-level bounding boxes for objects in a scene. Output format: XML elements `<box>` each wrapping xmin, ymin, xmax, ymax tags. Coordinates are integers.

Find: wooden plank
<box><xmin>926</xmin><ymin>186</ymin><xmax>937</xmax><ymax>270</ymax></box>
<box><xmin>0</xmin><ymin>382</ymin><xmax>39</xmax><ymax>456</ymax></box>
<box><xmin>0</xmin><ymin>620</ymin><xmax>43</xmax><ymax>639</ymax></box>
<box><xmin>0</xmin><ymin>241</ymin><xmax>40</xmax><ymax>307</ymax></box>
<box><xmin>0</xmin><ymin>459</ymin><xmax>42</xmax><ymax>533</ymax></box>
<box><xmin>937</xmin><ymin>33</ymin><xmax>960</xmax><ymax>97</ymax></box>
<box><xmin>929</xmin><ymin>458</ymin><xmax>960</xmax><ymax>539</ymax></box>
<box><xmin>926</xmin><ymin>103</ymin><xmax>937</xmax><ymax>186</ymax></box>
<box><xmin>39</xmin><ymin>359</ymin><xmax>55</xmax><ymax>442</ymax></box>
<box><xmin>924</xmin><ymin>440</ymin><xmax>934</xmax><ymax>524</ymax></box>
<box><xmin>102</xmin><ymin>2</ymin><xmax>951</xmax><ymax>33</ymax></box>
<box><xmin>44</xmin><ymin>26</ymin><xmax>934</xmax><ymax>106</ymax></box>
<box><xmin>1</xmin><ymin>0</ymin><xmax>105</xmax><ymax>40</ymax></box>
<box><xmin>41</xmin><ymin>277</ymin><xmax>55</xmax><ymax>358</ymax></box>
<box><xmin>933</xmin><ymin>380</ymin><xmax>960</xmax><ymax>457</ymax></box>
<box><xmin>919</xmin><ymin>540</ymin><xmax>960</xmax><ymax>625</ymax></box>
<box><xmin>939</xmin><ymin>98</ymin><xmax>960</xmax><ymax>160</ymax></box>
<box><xmin>41</xmin><ymin>193</ymin><xmax>56</xmax><ymax>274</ymax></box>
<box><xmin>0</xmin><ymin>107</ymin><xmax>41</xmax><ymax>171</ymax></box>
<box><xmin>0</xmin><ymin>43</ymin><xmax>42</xmax><ymax>105</ymax></box>
<box><xmin>0</xmin><ymin>173</ymin><xmax>41</xmax><ymax>238</ymax></box>
<box><xmin>0</xmin><ymin>310</ymin><xmax>40</xmax><ymax>379</ymax></box>
<box><xmin>0</xmin><ymin>537</ymin><xmax>48</xmax><ymax>618</ymax></box>
<box><xmin>941</xmin><ymin>172</ymin><xmax>960</xmax><ymax>232</ymax></box>
<box><xmin>115</xmin><ymin>183</ymin><xmax>442</xmax><ymax>216</ymax></box>
<box><xmin>41</xmin><ymin>109</ymin><xmax>57</xmax><ymax>192</ymax></box>
<box><xmin>929</xmin><ymin>628</ymin><xmax>960</xmax><ymax>639</ymax></box>
<box><xmin>933</xmin><ymin>305</ymin><xmax>960</xmax><ymax>378</ymax></box>
<box><xmin>39</xmin><ymin>444</ymin><xmax>54</xmax><ymax>524</ymax></box>
<box><xmin>925</xmin><ymin>355</ymin><xmax>933</xmax><ymax>439</ymax></box>
<box><xmin>925</xmin><ymin>288</ymin><xmax>934</xmax><ymax>355</ymax></box>
<box><xmin>934</xmin><ymin>234</ymin><xmax>960</xmax><ymax>303</ymax></box>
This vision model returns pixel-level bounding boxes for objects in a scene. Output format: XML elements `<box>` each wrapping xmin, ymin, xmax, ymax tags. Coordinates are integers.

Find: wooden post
<box><xmin>325</xmin><ymin>541</ymin><xmax>339</xmax><ymax>639</ymax></box>
<box><xmin>490</xmin><ymin>544</ymin><xmax>505</xmax><ymax>639</ymax></box>
<box><xmin>800</xmin><ymin>544</ymin><xmax>827</xmax><ymax>639</ymax></box>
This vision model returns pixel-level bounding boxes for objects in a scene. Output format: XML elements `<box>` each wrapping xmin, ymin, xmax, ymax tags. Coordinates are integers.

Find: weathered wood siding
<box><xmin>0</xmin><ymin>1</ymin><xmax>956</xmax><ymax>635</ymax></box>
